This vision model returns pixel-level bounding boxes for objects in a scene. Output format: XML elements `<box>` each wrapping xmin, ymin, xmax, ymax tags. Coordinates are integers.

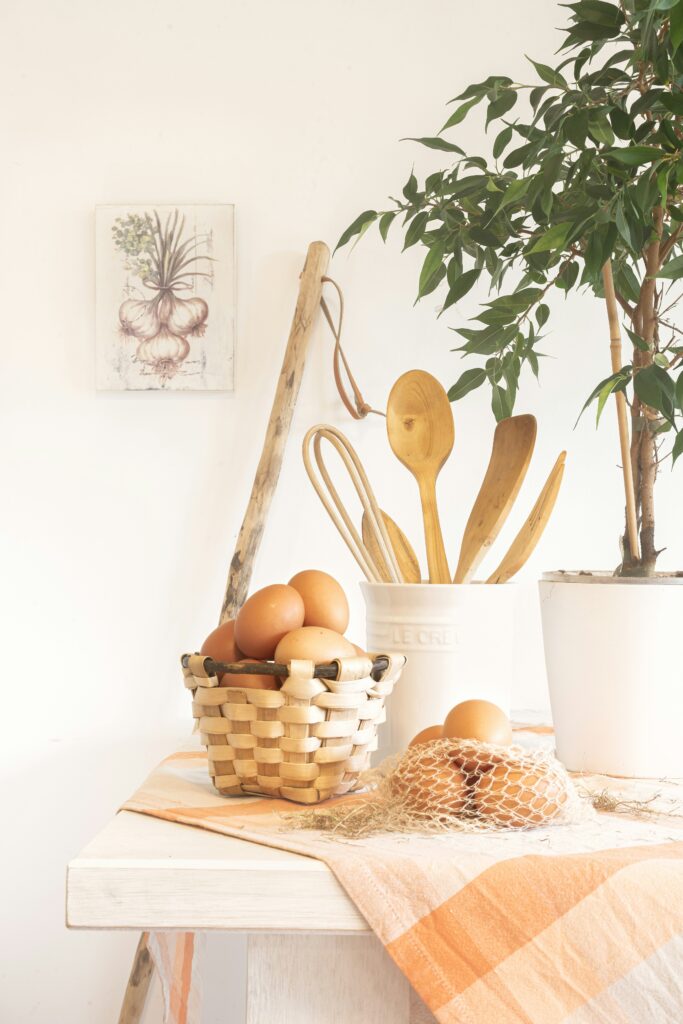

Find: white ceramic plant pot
<box><xmin>539</xmin><ymin>572</ymin><xmax>683</xmax><ymax>778</ymax></box>
<box><xmin>361</xmin><ymin>581</ymin><xmax>518</xmax><ymax>756</ymax></box>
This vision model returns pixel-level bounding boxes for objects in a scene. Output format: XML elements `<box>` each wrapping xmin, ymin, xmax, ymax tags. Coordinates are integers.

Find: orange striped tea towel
<box><xmin>125</xmin><ymin>731</ymin><xmax>683</xmax><ymax>1024</ymax></box>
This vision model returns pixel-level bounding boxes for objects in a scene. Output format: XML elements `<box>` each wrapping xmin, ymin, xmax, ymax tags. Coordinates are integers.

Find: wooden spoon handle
<box><xmin>486</xmin><ymin>452</ymin><xmax>566</xmax><ymax>584</ymax></box>
<box><xmin>418</xmin><ymin>477</ymin><xmax>451</xmax><ymax>583</ymax></box>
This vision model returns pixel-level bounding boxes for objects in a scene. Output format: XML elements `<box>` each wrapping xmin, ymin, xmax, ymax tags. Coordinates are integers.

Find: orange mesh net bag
<box><xmin>290</xmin><ymin>737</ymin><xmax>592</xmax><ymax>838</ymax></box>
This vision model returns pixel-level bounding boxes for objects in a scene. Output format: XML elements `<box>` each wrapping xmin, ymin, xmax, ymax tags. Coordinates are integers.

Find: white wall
<box><xmin>2</xmin><ymin>1</ymin><xmax>682</xmax><ymax>1021</ymax></box>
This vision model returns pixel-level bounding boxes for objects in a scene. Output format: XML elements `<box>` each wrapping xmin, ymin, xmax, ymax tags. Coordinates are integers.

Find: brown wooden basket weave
<box><xmin>182</xmin><ymin>651</ymin><xmax>404</xmax><ymax>804</ymax></box>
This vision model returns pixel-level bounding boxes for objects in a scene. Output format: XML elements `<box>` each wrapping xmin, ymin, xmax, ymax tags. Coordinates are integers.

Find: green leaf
<box><xmin>527</xmin><ymin>56</ymin><xmax>568</xmax><ymax>89</ymax></box>
<box><xmin>556</xmin><ymin>260</ymin><xmax>580</xmax><ymax>291</ymax></box>
<box><xmin>378</xmin><ymin>211</ymin><xmax>396</xmax><ymax>243</ymax></box>
<box><xmin>603</xmin><ymin>146</ymin><xmax>662</xmax><ymax>166</ymax></box>
<box><xmin>634</xmin><ymin>364</ymin><xmax>676</xmax><ymax>420</ymax></box>
<box><xmin>335</xmin><ymin>210</ymin><xmax>376</xmax><ymax>252</ymax></box>
<box><xmin>494</xmin><ymin>177</ymin><xmax>530</xmax><ymax>216</ymax></box>
<box><xmin>417</xmin><ymin>245</ymin><xmax>446</xmax><ymax>300</ymax></box>
<box><xmin>448</xmin><ymin>367</ymin><xmax>487</xmax><ymax>401</ymax></box>
<box><xmin>672</xmin><ymin>3</ymin><xmax>683</xmax><ymax>53</ymax></box>
<box><xmin>444</xmin><ymin>267</ymin><xmax>481</xmax><ymax>306</ymax></box>
<box><xmin>661</xmin><ymin>93</ymin><xmax>683</xmax><ymax>115</ymax></box>
<box><xmin>625</xmin><ymin>325</ymin><xmax>649</xmax><ymax>352</ymax></box>
<box><xmin>656</xmin><ymin>254</ymin><xmax>683</xmax><ymax>279</ymax></box>
<box><xmin>654</xmin><ymin>0</ymin><xmax>680</xmax><ymax>10</ymax></box>
<box><xmin>405</xmin><ymin>137</ymin><xmax>465</xmax><ymax>153</ymax></box>
<box><xmin>493</xmin><ymin>125</ymin><xmax>513</xmax><ymax>159</ymax></box>
<box><xmin>610</xmin><ymin>106</ymin><xmax>632</xmax><ymax>140</ymax></box>
<box><xmin>672</xmin><ymin>431</ymin><xmax>683</xmax><ymax>465</ymax></box>
<box><xmin>403</xmin><ymin>172</ymin><xmax>418</xmax><ymax>200</ymax></box>
<box><xmin>484</xmin><ymin>287</ymin><xmax>543</xmax><ymax>314</ymax></box>
<box><xmin>486</xmin><ymin>89</ymin><xmax>517</xmax><ymax>127</ymax></box>
<box><xmin>440</xmin><ymin>97</ymin><xmax>480</xmax><ymax>132</ymax></box>
<box><xmin>564</xmin><ymin>109</ymin><xmax>589</xmax><ymax>148</ymax></box>
<box><xmin>453</xmin><ymin>322</ymin><xmax>519</xmax><ymax>355</ymax></box>
<box><xmin>615</xmin><ymin>201</ymin><xmax>635</xmax><ymax>251</ymax></box>
<box><xmin>595</xmin><ymin>375</ymin><xmax>619</xmax><ymax>425</ymax></box>
<box><xmin>676</xmin><ymin>373</ymin><xmax>683</xmax><ymax>412</ymax></box>
<box><xmin>528</xmin><ymin>221</ymin><xmax>573</xmax><ymax>253</ymax></box>
<box><xmin>568</xmin><ymin>1</ymin><xmax>624</xmax><ymax>27</ymax></box>
<box><xmin>587</xmin><ymin>110</ymin><xmax>614</xmax><ymax>145</ymax></box>
<box><xmin>577</xmin><ymin>366</ymin><xmax>632</xmax><ymax>425</ymax></box>
<box><xmin>491</xmin><ymin>383</ymin><xmax>512</xmax><ymax>421</ymax></box>
<box><xmin>536</xmin><ymin>303</ymin><xmax>550</xmax><ymax>327</ymax></box>
<box><xmin>452</xmin><ymin>76</ymin><xmax>513</xmax><ymax>102</ymax></box>
<box><xmin>615</xmin><ymin>262</ymin><xmax>641</xmax><ymax>304</ymax></box>
<box><xmin>503</xmin><ymin>142</ymin><xmax>536</xmax><ymax>168</ymax></box>
<box><xmin>403</xmin><ymin>212</ymin><xmax>429</xmax><ymax>250</ymax></box>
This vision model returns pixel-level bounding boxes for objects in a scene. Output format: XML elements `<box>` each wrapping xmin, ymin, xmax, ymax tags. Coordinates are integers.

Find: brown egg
<box><xmin>223</xmin><ymin>659</ymin><xmax>280</xmax><ymax>691</ymax></box>
<box><xmin>442</xmin><ymin>700</ymin><xmax>513</xmax><ymax>746</ymax></box>
<box><xmin>395</xmin><ymin>756</ymin><xmax>469</xmax><ymax>817</ymax></box>
<box><xmin>274</xmin><ymin>626</ymin><xmax>356</xmax><ymax>664</ymax></box>
<box><xmin>288</xmin><ymin>570</ymin><xmax>350</xmax><ymax>633</ymax></box>
<box><xmin>448</xmin><ymin>741</ymin><xmax>508</xmax><ymax>777</ymax></box>
<box><xmin>200</xmin><ymin>619</ymin><xmax>242</xmax><ymax>680</ymax></box>
<box><xmin>474</xmin><ymin>763</ymin><xmax>569</xmax><ymax>828</ymax></box>
<box><xmin>409</xmin><ymin>724</ymin><xmax>444</xmax><ymax>748</ymax></box>
<box><xmin>350</xmin><ymin>642</ymin><xmax>368</xmax><ymax>657</ymax></box>
<box><xmin>234</xmin><ymin>584</ymin><xmax>305</xmax><ymax>659</ymax></box>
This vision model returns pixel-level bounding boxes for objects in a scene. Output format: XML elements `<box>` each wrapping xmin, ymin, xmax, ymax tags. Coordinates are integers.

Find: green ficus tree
<box><xmin>339</xmin><ymin>0</ymin><xmax>683</xmax><ymax>576</ymax></box>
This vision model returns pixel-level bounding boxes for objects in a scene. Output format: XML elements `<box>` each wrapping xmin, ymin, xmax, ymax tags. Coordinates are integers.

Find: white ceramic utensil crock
<box><xmin>361</xmin><ymin>581</ymin><xmax>518</xmax><ymax>756</ymax></box>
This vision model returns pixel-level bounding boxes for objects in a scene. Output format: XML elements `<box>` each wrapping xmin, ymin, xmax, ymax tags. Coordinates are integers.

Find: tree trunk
<box><xmin>624</xmin><ymin>207</ymin><xmax>662</xmax><ymax>576</ymax></box>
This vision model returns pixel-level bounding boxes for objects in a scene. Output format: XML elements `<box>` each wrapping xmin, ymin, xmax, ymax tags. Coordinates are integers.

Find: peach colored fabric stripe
<box><xmin>447</xmin><ymin>854</ymin><xmax>683</xmax><ymax>1024</ymax></box>
<box><xmin>512</xmin><ymin>723</ymin><xmax>554</xmax><ymax>735</ymax></box>
<box><xmin>386</xmin><ymin>841</ymin><xmax>683</xmax><ymax>1009</ymax></box>
<box><xmin>161</xmin><ymin>790</ymin><xmax>368</xmax><ymax>821</ymax></box>
<box><xmin>176</xmin><ymin>933</ymin><xmax>194</xmax><ymax>1024</ymax></box>
<box><xmin>563</xmin><ymin>933</ymin><xmax>683</xmax><ymax>1024</ymax></box>
<box><xmin>169</xmin><ymin>938</ymin><xmax>186</xmax><ymax>1022</ymax></box>
<box><xmin>148</xmin><ymin>932</ymin><xmax>203</xmax><ymax>1024</ymax></box>
<box><xmin>162</xmin><ymin>751</ymin><xmax>208</xmax><ymax>762</ymax></box>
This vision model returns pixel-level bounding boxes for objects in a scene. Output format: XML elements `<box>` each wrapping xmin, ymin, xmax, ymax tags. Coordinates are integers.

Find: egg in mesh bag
<box><xmin>290</xmin><ymin>736</ymin><xmax>590</xmax><ymax>838</ymax></box>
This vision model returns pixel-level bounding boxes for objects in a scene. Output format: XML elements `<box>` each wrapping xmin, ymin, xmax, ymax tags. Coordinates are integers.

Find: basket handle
<box><xmin>181</xmin><ymin>652</ymin><xmax>389</xmax><ymax>681</ymax></box>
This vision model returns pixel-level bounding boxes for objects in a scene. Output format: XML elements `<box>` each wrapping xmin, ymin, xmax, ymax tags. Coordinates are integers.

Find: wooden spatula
<box><xmin>486</xmin><ymin>451</ymin><xmax>566</xmax><ymax>584</ymax></box>
<box><xmin>362</xmin><ymin>510</ymin><xmax>422</xmax><ymax>583</ymax></box>
<box><xmin>453</xmin><ymin>414</ymin><xmax>537</xmax><ymax>583</ymax></box>
<box><xmin>386</xmin><ymin>370</ymin><xmax>454</xmax><ymax>583</ymax></box>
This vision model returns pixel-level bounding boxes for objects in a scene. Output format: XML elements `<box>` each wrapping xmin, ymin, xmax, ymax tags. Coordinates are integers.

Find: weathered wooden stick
<box><xmin>220</xmin><ymin>241</ymin><xmax>331</xmax><ymax>623</ymax></box>
<box><xmin>602</xmin><ymin>261</ymin><xmax>641</xmax><ymax>562</ymax></box>
<box><xmin>118</xmin><ymin>243</ymin><xmax>331</xmax><ymax>1021</ymax></box>
<box><xmin>117</xmin><ymin>933</ymin><xmax>154</xmax><ymax>1024</ymax></box>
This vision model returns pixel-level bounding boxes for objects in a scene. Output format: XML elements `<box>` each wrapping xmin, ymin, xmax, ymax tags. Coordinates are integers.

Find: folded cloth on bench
<box><xmin>125</xmin><ymin>726</ymin><xmax>683</xmax><ymax>1024</ymax></box>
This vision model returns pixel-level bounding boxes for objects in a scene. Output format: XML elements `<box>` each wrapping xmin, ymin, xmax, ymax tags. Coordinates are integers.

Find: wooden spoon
<box><xmin>453</xmin><ymin>414</ymin><xmax>537</xmax><ymax>583</ymax></box>
<box><xmin>362</xmin><ymin>510</ymin><xmax>422</xmax><ymax>584</ymax></box>
<box><xmin>486</xmin><ymin>451</ymin><xmax>566</xmax><ymax>584</ymax></box>
<box><xmin>386</xmin><ymin>370</ymin><xmax>454</xmax><ymax>583</ymax></box>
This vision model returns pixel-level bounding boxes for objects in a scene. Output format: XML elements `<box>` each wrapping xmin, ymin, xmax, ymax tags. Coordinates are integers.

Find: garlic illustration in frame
<box><xmin>96</xmin><ymin>204</ymin><xmax>235</xmax><ymax>390</ymax></box>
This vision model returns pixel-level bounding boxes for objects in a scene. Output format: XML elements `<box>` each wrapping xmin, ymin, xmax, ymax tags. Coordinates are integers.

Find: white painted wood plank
<box><xmin>246</xmin><ymin>935</ymin><xmax>409</xmax><ymax>1024</ymax></box>
<box><xmin>67</xmin><ymin>811</ymin><xmax>368</xmax><ymax>932</ymax></box>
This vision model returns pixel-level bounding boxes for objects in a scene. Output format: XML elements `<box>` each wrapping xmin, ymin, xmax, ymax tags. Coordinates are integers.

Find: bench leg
<box><xmin>246</xmin><ymin>933</ymin><xmax>410</xmax><ymax>1024</ymax></box>
<box><xmin>118</xmin><ymin>932</ymin><xmax>155</xmax><ymax>1024</ymax></box>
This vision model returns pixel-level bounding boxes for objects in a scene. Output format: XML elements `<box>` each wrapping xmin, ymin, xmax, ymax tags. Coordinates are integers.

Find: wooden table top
<box><xmin>66</xmin><ymin>809</ymin><xmax>368</xmax><ymax>932</ymax></box>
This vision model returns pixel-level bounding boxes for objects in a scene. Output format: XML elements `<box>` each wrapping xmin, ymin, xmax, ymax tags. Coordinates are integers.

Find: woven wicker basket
<box><xmin>182</xmin><ymin>651</ymin><xmax>404</xmax><ymax>804</ymax></box>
